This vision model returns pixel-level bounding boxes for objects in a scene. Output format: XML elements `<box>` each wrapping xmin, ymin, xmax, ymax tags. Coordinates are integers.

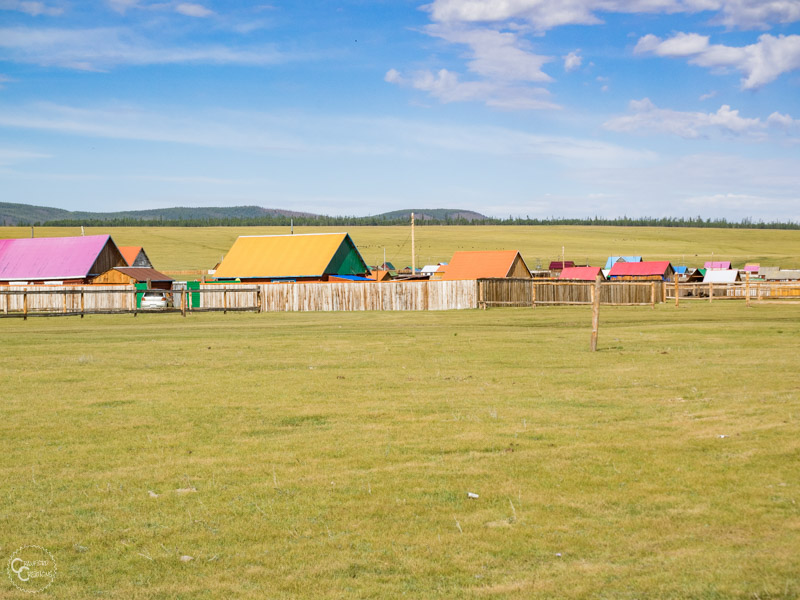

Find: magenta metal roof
<box><xmin>0</xmin><ymin>235</ymin><xmax>113</xmax><ymax>280</ymax></box>
<box><xmin>704</xmin><ymin>261</ymin><xmax>731</xmax><ymax>269</ymax></box>
<box><xmin>559</xmin><ymin>266</ymin><xmax>603</xmax><ymax>281</ymax></box>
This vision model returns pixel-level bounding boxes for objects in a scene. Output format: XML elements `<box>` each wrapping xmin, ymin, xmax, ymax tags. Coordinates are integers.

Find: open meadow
<box><xmin>2</xmin><ymin>302</ymin><xmax>799</xmax><ymax>598</ymax></box>
<box><xmin>2</xmin><ymin>225</ymin><xmax>799</xmax><ymax>273</ymax></box>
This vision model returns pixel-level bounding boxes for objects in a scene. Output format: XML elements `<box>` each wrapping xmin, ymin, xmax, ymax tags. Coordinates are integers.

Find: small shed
<box><xmin>119</xmin><ymin>246</ymin><xmax>154</xmax><ymax>268</ymax></box>
<box><xmin>0</xmin><ymin>234</ymin><xmax>126</xmax><ymax>285</ymax></box>
<box><xmin>607</xmin><ymin>260</ymin><xmax>674</xmax><ymax>281</ymax></box>
<box><xmin>441</xmin><ymin>250</ymin><xmax>531</xmax><ymax>281</ymax></box>
<box><xmin>559</xmin><ymin>266</ymin><xmax>604</xmax><ymax>281</ymax></box>
<box><xmin>704</xmin><ymin>261</ymin><xmax>732</xmax><ymax>270</ymax></box>
<box><xmin>703</xmin><ymin>270</ymin><xmax>740</xmax><ymax>283</ymax></box>
<box><xmin>92</xmin><ymin>267</ymin><xmax>174</xmax><ymax>289</ymax></box>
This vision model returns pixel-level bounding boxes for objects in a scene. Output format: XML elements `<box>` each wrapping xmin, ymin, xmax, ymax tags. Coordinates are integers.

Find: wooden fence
<box><xmin>2</xmin><ymin>278</ymin><xmax>798</xmax><ymax>318</ymax></box>
<box><xmin>478</xmin><ymin>279</ymin><xmax>663</xmax><ymax>307</ymax></box>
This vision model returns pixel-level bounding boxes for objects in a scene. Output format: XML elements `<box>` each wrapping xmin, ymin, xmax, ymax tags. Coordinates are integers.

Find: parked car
<box><xmin>140</xmin><ymin>291</ymin><xmax>171</xmax><ymax>310</ymax></box>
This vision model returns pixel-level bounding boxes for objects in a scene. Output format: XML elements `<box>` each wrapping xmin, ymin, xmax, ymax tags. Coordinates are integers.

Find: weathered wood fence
<box><xmin>2</xmin><ymin>279</ymin><xmax>798</xmax><ymax>318</ymax></box>
<box><xmin>478</xmin><ymin>279</ymin><xmax>663</xmax><ymax>307</ymax></box>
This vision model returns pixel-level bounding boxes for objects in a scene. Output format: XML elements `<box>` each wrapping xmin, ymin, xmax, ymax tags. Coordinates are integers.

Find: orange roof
<box><xmin>119</xmin><ymin>246</ymin><xmax>142</xmax><ymax>267</ymax></box>
<box><xmin>440</xmin><ymin>250</ymin><xmax>525</xmax><ymax>281</ymax></box>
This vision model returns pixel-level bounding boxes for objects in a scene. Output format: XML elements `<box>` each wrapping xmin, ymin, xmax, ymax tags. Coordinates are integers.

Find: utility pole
<box><xmin>411</xmin><ymin>212</ymin><xmax>416</xmax><ymax>274</ymax></box>
<box><xmin>291</xmin><ymin>218</ymin><xmax>294</xmax><ymax>235</ymax></box>
<box><xmin>590</xmin><ymin>274</ymin><xmax>602</xmax><ymax>352</ymax></box>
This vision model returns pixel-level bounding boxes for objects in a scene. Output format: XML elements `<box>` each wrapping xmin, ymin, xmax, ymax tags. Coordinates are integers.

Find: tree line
<box><xmin>27</xmin><ymin>215</ymin><xmax>800</xmax><ymax>229</ymax></box>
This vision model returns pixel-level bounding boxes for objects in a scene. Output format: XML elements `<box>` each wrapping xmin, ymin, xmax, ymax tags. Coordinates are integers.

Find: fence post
<box><xmin>23</xmin><ymin>291</ymin><xmax>28</xmax><ymax>320</ymax></box>
<box><xmin>757</xmin><ymin>282</ymin><xmax>762</xmax><ymax>302</ymax></box>
<box><xmin>223</xmin><ymin>290</ymin><xmax>228</xmax><ymax>314</ymax></box>
<box><xmin>745</xmin><ymin>271</ymin><xmax>751</xmax><ymax>307</ymax></box>
<box><xmin>650</xmin><ymin>282</ymin><xmax>655</xmax><ymax>309</ymax></box>
<box><xmin>181</xmin><ymin>288</ymin><xmax>186</xmax><ymax>317</ymax></box>
<box><xmin>590</xmin><ymin>275</ymin><xmax>601</xmax><ymax>352</ymax></box>
<box><xmin>63</xmin><ymin>291</ymin><xmax>67</xmax><ymax>314</ymax></box>
<box><xmin>531</xmin><ymin>280</ymin><xmax>536</xmax><ymax>308</ymax></box>
<box><xmin>674</xmin><ymin>276</ymin><xmax>679</xmax><ymax>307</ymax></box>
<box><xmin>709</xmin><ymin>282</ymin><xmax>713</xmax><ymax>303</ymax></box>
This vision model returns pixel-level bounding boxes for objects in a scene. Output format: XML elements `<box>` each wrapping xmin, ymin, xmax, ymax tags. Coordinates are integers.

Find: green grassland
<box><xmin>1</xmin><ymin>303</ymin><xmax>799</xmax><ymax>598</ymax></box>
<box><xmin>2</xmin><ymin>225</ymin><xmax>799</xmax><ymax>272</ymax></box>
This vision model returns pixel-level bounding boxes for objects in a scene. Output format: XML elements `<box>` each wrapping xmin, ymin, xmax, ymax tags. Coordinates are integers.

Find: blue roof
<box><xmin>604</xmin><ymin>256</ymin><xmax>643</xmax><ymax>270</ymax></box>
<box><xmin>674</xmin><ymin>266</ymin><xmax>688</xmax><ymax>274</ymax></box>
<box><xmin>330</xmin><ymin>274</ymin><xmax>373</xmax><ymax>281</ymax></box>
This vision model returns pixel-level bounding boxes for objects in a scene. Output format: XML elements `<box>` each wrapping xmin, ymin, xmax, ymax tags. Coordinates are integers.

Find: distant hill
<box><xmin>0</xmin><ymin>202</ymin><xmax>317</xmax><ymax>225</ymax></box>
<box><xmin>373</xmin><ymin>209</ymin><xmax>488</xmax><ymax>222</ymax></box>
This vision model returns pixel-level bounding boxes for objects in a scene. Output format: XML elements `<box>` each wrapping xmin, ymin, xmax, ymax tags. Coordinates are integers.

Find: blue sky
<box><xmin>0</xmin><ymin>0</ymin><xmax>799</xmax><ymax>220</ymax></box>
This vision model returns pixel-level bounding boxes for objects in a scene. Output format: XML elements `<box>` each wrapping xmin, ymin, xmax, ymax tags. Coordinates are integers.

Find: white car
<box><xmin>140</xmin><ymin>291</ymin><xmax>170</xmax><ymax>310</ymax></box>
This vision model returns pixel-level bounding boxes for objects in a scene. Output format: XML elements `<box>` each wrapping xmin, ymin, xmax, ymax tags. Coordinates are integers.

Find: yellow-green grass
<box><xmin>1</xmin><ymin>303</ymin><xmax>799</xmax><ymax>598</ymax></box>
<box><xmin>2</xmin><ymin>225</ymin><xmax>799</xmax><ymax>273</ymax></box>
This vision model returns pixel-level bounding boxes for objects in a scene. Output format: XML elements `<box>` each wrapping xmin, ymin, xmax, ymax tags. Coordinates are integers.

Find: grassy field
<box><xmin>2</xmin><ymin>225</ymin><xmax>799</xmax><ymax>272</ymax></box>
<box><xmin>2</xmin><ymin>302</ymin><xmax>799</xmax><ymax>598</ymax></box>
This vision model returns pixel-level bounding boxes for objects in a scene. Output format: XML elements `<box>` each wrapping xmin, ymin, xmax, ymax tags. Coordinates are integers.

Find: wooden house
<box><xmin>441</xmin><ymin>250</ymin><xmax>531</xmax><ymax>281</ymax></box>
<box><xmin>0</xmin><ymin>234</ymin><xmax>126</xmax><ymax>285</ymax></box>
<box><xmin>119</xmin><ymin>246</ymin><xmax>154</xmax><ymax>268</ymax></box>
<box><xmin>607</xmin><ymin>260</ymin><xmax>674</xmax><ymax>281</ymax></box>
<box><xmin>212</xmin><ymin>233</ymin><xmax>369</xmax><ymax>283</ymax></box>
<box><xmin>92</xmin><ymin>267</ymin><xmax>174</xmax><ymax>289</ymax></box>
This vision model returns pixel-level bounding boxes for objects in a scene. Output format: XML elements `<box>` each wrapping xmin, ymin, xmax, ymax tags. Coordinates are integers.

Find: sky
<box><xmin>0</xmin><ymin>0</ymin><xmax>799</xmax><ymax>220</ymax></box>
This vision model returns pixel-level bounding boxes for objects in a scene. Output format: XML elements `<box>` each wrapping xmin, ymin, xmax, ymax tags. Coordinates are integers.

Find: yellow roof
<box><xmin>214</xmin><ymin>233</ymin><xmax>349</xmax><ymax>279</ymax></box>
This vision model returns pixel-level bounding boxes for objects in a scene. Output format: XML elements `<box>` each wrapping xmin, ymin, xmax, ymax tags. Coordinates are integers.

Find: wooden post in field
<box><xmin>80</xmin><ymin>290</ymin><xmax>85</xmax><ymax>318</ymax></box>
<box><xmin>223</xmin><ymin>290</ymin><xmax>228</xmax><ymax>314</ymax></box>
<box><xmin>757</xmin><ymin>282</ymin><xmax>762</xmax><ymax>302</ymax></box>
<box><xmin>650</xmin><ymin>282</ymin><xmax>656</xmax><ymax>309</ymax></box>
<box><xmin>23</xmin><ymin>291</ymin><xmax>27</xmax><ymax>320</ymax></box>
<box><xmin>531</xmin><ymin>280</ymin><xmax>536</xmax><ymax>308</ymax></box>
<box><xmin>63</xmin><ymin>291</ymin><xmax>67</xmax><ymax>313</ymax></box>
<box><xmin>745</xmin><ymin>271</ymin><xmax>751</xmax><ymax>307</ymax></box>
<box><xmin>257</xmin><ymin>287</ymin><xmax>263</xmax><ymax>313</ymax></box>
<box><xmin>590</xmin><ymin>274</ymin><xmax>601</xmax><ymax>352</ymax></box>
<box><xmin>674</xmin><ymin>275</ymin><xmax>679</xmax><ymax>307</ymax></box>
<box><xmin>181</xmin><ymin>288</ymin><xmax>186</xmax><ymax>317</ymax></box>
<box><xmin>709</xmin><ymin>282</ymin><xmax>714</xmax><ymax>303</ymax></box>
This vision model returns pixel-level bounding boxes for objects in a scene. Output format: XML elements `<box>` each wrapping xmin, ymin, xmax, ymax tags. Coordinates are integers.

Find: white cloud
<box><xmin>563</xmin><ymin>49</ymin><xmax>582</xmax><ymax>71</ymax></box>
<box><xmin>386</xmin><ymin>68</ymin><xmax>559</xmax><ymax>110</ymax></box>
<box><xmin>0</xmin><ymin>26</ymin><xmax>293</xmax><ymax>70</ymax></box>
<box><xmin>605</xmin><ymin>98</ymin><xmax>800</xmax><ymax>141</ymax></box>
<box><xmin>604</xmin><ymin>97</ymin><xmax>771</xmax><ymax>138</ymax></box>
<box><xmin>425</xmin><ymin>25</ymin><xmax>553</xmax><ymax>82</ymax></box>
<box><xmin>175</xmin><ymin>3</ymin><xmax>213</xmax><ymax>18</ymax></box>
<box><xmin>0</xmin><ymin>0</ymin><xmax>63</xmax><ymax>16</ymax></box>
<box><xmin>425</xmin><ymin>0</ymin><xmax>800</xmax><ymax>31</ymax></box>
<box><xmin>635</xmin><ymin>32</ymin><xmax>800</xmax><ymax>88</ymax></box>
<box><xmin>0</xmin><ymin>147</ymin><xmax>50</xmax><ymax>166</ymax></box>
<box><xmin>699</xmin><ymin>90</ymin><xmax>717</xmax><ymax>100</ymax></box>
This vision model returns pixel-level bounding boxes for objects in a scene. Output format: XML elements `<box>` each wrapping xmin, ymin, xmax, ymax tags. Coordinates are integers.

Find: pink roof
<box><xmin>0</xmin><ymin>235</ymin><xmax>113</xmax><ymax>280</ymax></box>
<box><xmin>743</xmin><ymin>264</ymin><xmax>759</xmax><ymax>272</ymax></box>
<box><xmin>704</xmin><ymin>261</ymin><xmax>731</xmax><ymax>269</ymax></box>
<box><xmin>608</xmin><ymin>260</ymin><xmax>672</xmax><ymax>277</ymax></box>
<box><xmin>559</xmin><ymin>266</ymin><xmax>603</xmax><ymax>281</ymax></box>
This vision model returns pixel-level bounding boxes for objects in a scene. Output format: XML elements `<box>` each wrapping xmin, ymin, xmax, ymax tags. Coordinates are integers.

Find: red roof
<box><xmin>441</xmin><ymin>250</ymin><xmax>526</xmax><ymax>281</ymax></box>
<box><xmin>608</xmin><ymin>260</ymin><xmax>672</xmax><ymax>277</ymax></box>
<box><xmin>559</xmin><ymin>266</ymin><xmax>603</xmax><ymax>281</ymax></box>
<box><xmin>549</xmin><ymin>261</ymin><xmax>575</xmax><ymax>270</ymax></box>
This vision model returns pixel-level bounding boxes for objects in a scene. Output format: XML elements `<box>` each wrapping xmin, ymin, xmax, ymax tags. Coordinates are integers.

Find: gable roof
<box><xmin>119</xmin><ymin>246</ymin><xmax>142</xmax><ymax>266</ymax></box>
<box><xmin>559</xmin><ymin>266</ymin><xmax>604</xmax><ymax>281</ymax></box>
<box><xmin>548</xmin><ymin>260</ymin><xmax>574</xmax><ymax>270</ymax></box>
<box><xmin>703</xmin><ymin>269</ymin><xmax>739</xmax><ymax>283</ymax></box>
<box><xmin>604</xmin><ymin>256</ymin><xmax>643</xmax><ymax>270</ymax></box>
<box><xmin>704</xmin><ymin>261</ymin><xmax>731</xmax><ymax>270</ymax></box>
<box><xmin>213</xmin><ymin>233</ymin><xmax>368</xmax><ymax>279</ymax></box>
<box><xmin>442</xmin><ymin>250</ymin><xmax>528</xmax><ymax>281</ymax></box>
<box><xmin>608</xmin><ymin>260</ymin><xmax>672</xmax><ymax>277</ymax></box>
<box><xmin>114</xmin><ymin>267</ymin><xmax>173</xmax><ymax>282</ymax></box>
<box><xmin>0</xmin><ymin>235</ymin><xmax>116</xmax><ymax>281</ymax></box>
